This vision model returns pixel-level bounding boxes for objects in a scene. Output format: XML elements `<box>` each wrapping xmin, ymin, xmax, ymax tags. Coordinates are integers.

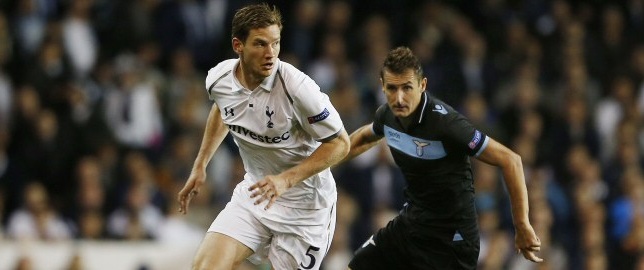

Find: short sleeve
<box><xmin>291</xmin><ymin>76</ymin><xmax>344</xmax><ymax>142</ymax></box>
<box><xmin>443</xmin><ymin>113</ymin><xmax>489</xmax><ymax>157</ymax></box>
<box><xmin>372</xmin><ymin>105</ymin><xmax>388</xmax><ymax>136</ymax></box>
<box><xmin>204</xmin><ymin>60</ymin><xmax>234</xmax><ymax>102</ymax></box>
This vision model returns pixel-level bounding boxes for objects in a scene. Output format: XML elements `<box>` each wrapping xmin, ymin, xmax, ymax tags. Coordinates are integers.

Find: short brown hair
<box><xmin>232</xmin><ymin>3</ymin><xmax>283</xmax><ymax>43</ymax></box>
<box><xmin>380</xmin><ymin>46</ymin><xmax>423</xmax><ymax>81</ymax></box>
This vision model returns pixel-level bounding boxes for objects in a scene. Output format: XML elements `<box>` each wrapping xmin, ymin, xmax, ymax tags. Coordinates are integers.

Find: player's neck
<box><xmin>235</xmin><ymin>63</ymin><xmax>262</xmax><ymax>90</ymax></box>
<box><xmin>397</xmin><ymin>104</ymin><xmax>421</xmax><ymax>130</ymax></box>
<box><xmin>397</xmin><ymin>115</ymin><xmax>414</xmax><ymax>130</ymax></box>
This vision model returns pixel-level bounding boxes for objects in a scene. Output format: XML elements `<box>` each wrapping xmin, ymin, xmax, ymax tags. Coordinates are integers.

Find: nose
<box><xmin>266</xmin><ymin>45</ymin><xmax>276</xmax><ymax>58</ymax></box>
<box><xmin>396</xmin><ymin>90</ymin><xmax>405</xmax><ymax>104</ymax></box>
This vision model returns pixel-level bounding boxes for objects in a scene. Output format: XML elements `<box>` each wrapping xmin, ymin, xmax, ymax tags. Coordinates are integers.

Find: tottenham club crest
<box><xmin>413</xmin><ymin>140</ymin><xmax>429</xmax><ymax>156</ymax></box>
<box><xmin>265</xmin><ymin>106</ymin><xmax>275</xmax><ymax>128</ymax></box>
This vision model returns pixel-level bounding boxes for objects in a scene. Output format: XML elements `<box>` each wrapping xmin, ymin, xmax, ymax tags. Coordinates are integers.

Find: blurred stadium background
<box><xmin>0</xmin><ymin>0</ymin><xmax>643</xmax><ymax>269</ymax></box>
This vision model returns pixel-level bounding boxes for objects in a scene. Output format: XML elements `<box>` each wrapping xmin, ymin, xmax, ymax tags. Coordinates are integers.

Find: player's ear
<box><xmin>232</xmin><ymin>38</ymin><xmax>243</xmax><ymax>54</ymax></box>
<box><xmin>420</xmin><ymin>77</ymin><xmax>427</xmax><ymax>91</ymax></box>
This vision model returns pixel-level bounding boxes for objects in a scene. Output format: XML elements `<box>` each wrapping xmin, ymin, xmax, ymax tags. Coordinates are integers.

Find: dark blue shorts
<box><xmin>349</xmin><ymin>204</ymin><xmax>480</xmax><ymax>270</ymax></box>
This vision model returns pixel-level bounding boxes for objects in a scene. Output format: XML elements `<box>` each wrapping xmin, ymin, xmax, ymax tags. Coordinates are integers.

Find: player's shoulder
<box><xmin>421</xmin><ymin>95</ymin><xmax>463</xmax><ymax>128</ymax></box>
<box><xmin>426</xmin><ymin>95</ymin><xmax>458</xmax><ymax>118</ymax></box>
<box><xmin>276</xmin><ymin>59</ymin><xmax>302</xmax><ymax>76</ymax></box>
<box><xmin>375</xmin><ymin>104</ymin><xmax>390</xmax><ymax>119</ymax></box>
<box><xmin>275</xmin><ymin>59</ymin><xmax>320</xmax><ymax>95</ymax></box>
<box><xmin>205</xmin><ymin>59</ymin><xmax>236</xmax><ymax>87</ymax></box>
<box><xmin>276</xmin><ymin>59</ymin><xmax>314</xmax><ymax>84</ymax></box>
<box><xmin>372</xmin><ymin>104</ymin><xmax>396</xmax><ymax>130</ymax></box>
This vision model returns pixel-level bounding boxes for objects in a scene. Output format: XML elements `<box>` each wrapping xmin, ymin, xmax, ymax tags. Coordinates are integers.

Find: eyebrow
<box><xmin>385</xmin><ymin>81</ymin><xmax>414</xmax><ymax>87</ymax></box>
<box><xmin>251</xmin><ymin>37</ymin><xmax>280</xmax><ymax>44</ymax></box>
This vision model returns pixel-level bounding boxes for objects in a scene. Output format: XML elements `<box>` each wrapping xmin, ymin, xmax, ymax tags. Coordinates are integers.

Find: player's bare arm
<box><xmin>338</xmin><ymin>123</ymin><xmax>383</xmax><ymax>165</ymax></box>
<box><xmin>249</xmin><ymin>129</ymin><xmax>350</xmax><ymax>209</ymax></box>
<box><xmin>475</xmin><ymin>138</ymin><xmax>543</xmax><ymax>263</ymax></box>
<box><xmin>178</xmin><ymin>103</ymin><xmax>229</xmax><ymax>214</ymax></box>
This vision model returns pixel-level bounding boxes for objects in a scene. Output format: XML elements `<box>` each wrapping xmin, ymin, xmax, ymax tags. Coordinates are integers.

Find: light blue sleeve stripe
<box><xmin>475</xmin><ymin>136</ymin><xmax>490</xmax><ymax>157</ymax></box>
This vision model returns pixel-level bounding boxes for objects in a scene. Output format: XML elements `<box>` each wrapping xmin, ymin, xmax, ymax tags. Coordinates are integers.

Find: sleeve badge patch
<box><xmin>307</xmin><ymin>108</ymin><xmax>330</xmax><ymax>124</ymax></box>
<box><xmin>468</xmin><ymin>130</ymin><xmax>481</xmax><ymax>149</ymax></box>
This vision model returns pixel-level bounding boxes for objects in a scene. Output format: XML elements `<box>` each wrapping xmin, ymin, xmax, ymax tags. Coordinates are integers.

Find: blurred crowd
<box><xmin>0</xmin><ymin>0</ymin><xmax>643</xmax><ymax>269</ymax></box>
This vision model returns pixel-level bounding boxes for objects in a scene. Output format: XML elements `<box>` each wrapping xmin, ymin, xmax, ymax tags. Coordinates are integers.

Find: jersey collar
<box><xmin>231</xmin><ymin>58</ymin><xmax>280</xmax><ymax>93</ymax></box>
<box><xmin>415</xmin><ymin>91</ymin><xmax>429</xmax><ymax>124</ymax></box>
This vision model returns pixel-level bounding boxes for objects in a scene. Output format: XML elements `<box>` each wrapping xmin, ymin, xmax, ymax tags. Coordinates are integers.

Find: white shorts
<box><xmin>209</xmin><ymin>180</ymin><xmax>336</xmax><ymax>270</ymax></box>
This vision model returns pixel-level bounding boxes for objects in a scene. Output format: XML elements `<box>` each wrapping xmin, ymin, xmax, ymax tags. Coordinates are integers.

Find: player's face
<box><xmin>382</xmin><ymin>69</ymin><xmax>427</xmax><ymax>118</ymax></box>
<box><xmin>234</xmin><ymin>24</ymin><xmax>281</xmax><ymax>79</ymax></box>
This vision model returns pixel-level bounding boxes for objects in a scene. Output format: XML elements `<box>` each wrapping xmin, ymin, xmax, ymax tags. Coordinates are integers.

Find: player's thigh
<box><xmin>266</xmin><ymin>204</ymin><xmax>336</xmax><ymax>270</ymax></box>
<box><xmin>208</xmin><ymin>181</ymin><xmax>273</xmax><ymax>252</ymax></box>
<box><xmin>192</xmin><ymin>232</ymin><xmax>254</xmax><ymax>270</ymax></box>
<box><xmin>198</xmin><ymin>185</ymin><xmax>272</xmax><ymax>269</ymax></box>
<box><xmin>268</xmin><ymin>232</ymin><xmax>330</xmax><ymax>270</ymax></box>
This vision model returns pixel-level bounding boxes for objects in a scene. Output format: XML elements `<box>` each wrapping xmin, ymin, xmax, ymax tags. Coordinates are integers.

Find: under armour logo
<box><xmin>225</xmin><ymin>107</ymin><xmax>234</xmax><ymax>116</ymax></box>
<box><xmin>265</xmin><ymin>106</ymin><xmax>275</xmax><ymax>128</ymax></box>
<box><xmin>413</xmin><ymin>140</ymin><xmax>429</xmax><ymax>156</ymax></box>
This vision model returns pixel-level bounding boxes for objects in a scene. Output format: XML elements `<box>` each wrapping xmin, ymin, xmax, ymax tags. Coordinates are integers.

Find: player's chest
<box><xmin>216</xmin><ymin>90</ymin><xmax>295</xmax><ymax>134</ymax></box>
<box><xmin>383</xmin><ymin>125</ymin><xmax>447</xmax><ymax>160</ymax></box>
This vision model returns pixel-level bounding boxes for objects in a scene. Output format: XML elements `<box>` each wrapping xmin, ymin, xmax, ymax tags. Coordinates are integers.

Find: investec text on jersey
<box><xmin>228</xmin><ymin>124</ymin><xmax>290</xmax><ymax>144</ymax></box>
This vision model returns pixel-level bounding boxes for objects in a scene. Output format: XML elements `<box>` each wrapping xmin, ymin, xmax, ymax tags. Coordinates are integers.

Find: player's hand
<box><xmin>515</xmin><ymin>223</ymin><xmax>543</xmax><ymax>263</ymax></box>
<box><xmin>249</xmin><ymin>175</ymin><xmax>290</xmax><ymax>210</ymax></box>
<box><xmin>177</xmin><ymin>169</ymin><xmax>207</xmax><ymax>215</ymax></box>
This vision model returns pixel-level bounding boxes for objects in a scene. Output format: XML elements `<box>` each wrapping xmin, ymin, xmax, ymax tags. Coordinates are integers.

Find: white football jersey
<box><xmin>205</xmin><ymin>58</ymin><xmax>344</xmax><ymax>209</ymax></box>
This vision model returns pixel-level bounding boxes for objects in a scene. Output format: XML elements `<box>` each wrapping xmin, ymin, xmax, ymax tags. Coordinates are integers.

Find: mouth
<box><xmin>392</xmin><ymin>105</ymin><xmax>407</xmax><ymax>111</ymax></box>
<box><xmin>261</xmin><ymin>62</ymin><xmax>273</xmax><ymax>70</ymax></box>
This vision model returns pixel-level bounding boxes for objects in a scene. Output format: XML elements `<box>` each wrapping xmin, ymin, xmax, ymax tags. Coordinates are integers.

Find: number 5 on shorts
<box><xmin>298</xmin><ymin>245</ymin><xmax>320</xmax><ymax>270</ymax></box>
